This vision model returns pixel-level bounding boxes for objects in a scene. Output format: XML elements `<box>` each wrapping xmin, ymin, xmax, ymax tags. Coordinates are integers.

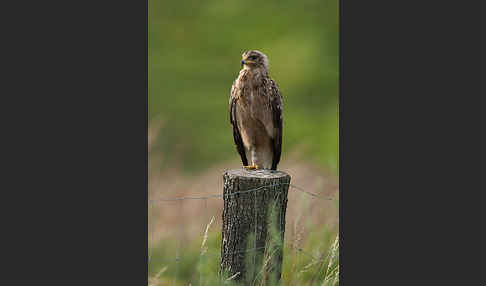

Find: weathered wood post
<box><xmin>221</xmin><ymin>169</ymin><xmax>290</xmax><ymax>284</ymax></box>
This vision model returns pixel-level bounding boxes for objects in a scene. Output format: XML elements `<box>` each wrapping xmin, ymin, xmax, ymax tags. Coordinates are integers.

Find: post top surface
<box><xmin>224</xmin><ymin>168</ymin><xmax>290</xmax><ymax>179</ymax></box>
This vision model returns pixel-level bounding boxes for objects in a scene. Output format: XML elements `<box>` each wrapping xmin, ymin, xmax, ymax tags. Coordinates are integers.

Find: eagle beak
<box><xmin>241</xmin><ymin>59</ymin><xmax>255</xmax><ymax>67</ymax></box>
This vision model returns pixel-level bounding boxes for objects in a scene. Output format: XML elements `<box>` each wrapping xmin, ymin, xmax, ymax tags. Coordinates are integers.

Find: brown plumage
<box><xmin>229</xmin><ymin>50</ymin><xmax>283</xmax><ymax>170</ymax></box>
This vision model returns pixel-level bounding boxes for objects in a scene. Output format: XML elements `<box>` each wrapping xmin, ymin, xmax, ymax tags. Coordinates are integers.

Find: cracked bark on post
<box><xmin>221</xmin><ymin>169</ymin><xmax>290</xmax><ymax>284</ymax></box>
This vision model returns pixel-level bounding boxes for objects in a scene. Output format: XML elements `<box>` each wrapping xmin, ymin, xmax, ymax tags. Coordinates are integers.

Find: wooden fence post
<box><xmin>221</xmin><ymin>169</ymin><xmax>290</xmax><ymax>284</ymax></box>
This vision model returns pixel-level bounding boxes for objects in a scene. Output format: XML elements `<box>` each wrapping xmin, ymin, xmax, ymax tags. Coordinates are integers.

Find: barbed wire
<box><xmin>148</xmin><ymin>183</ymin><xmax>337</xmax><ymax>204</ymax></box>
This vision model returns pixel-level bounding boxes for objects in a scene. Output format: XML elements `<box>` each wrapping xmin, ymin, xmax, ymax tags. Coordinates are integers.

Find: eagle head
<box><xmin>241</xmin><ymin>50</ymin><xmax>269</xmax><ymax>72</ymax></box>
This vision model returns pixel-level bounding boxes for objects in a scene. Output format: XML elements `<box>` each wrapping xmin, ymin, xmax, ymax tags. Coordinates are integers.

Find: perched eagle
<box><xmin>229</xmin><ymin>50</ymin><xmax>283</xmax><ymax>170</ymax></box>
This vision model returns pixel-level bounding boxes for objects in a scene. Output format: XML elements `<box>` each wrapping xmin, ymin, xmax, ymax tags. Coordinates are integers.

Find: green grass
<box><xmin>148</xmin><ymin>195</ymin><xmax>339</xmax><ymax>285</ymax></box>
<box><xmin>149</xmin><ymin>222</ymin><xmax>338</xmax><ymax>286</ymax></box>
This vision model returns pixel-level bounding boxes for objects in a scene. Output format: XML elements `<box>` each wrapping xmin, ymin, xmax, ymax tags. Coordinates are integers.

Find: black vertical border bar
<box><xmin>2</xmin><ymin>0</ymin><xmax>149</xmax><ymax>283</ymax></box>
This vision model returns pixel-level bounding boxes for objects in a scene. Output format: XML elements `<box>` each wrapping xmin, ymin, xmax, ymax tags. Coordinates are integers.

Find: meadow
<box><xmin>149</xmin><ymin>0</ymin><xmax>338</xmax><ymax>284</ymax></box>
<box><xmin>148</xmin><ymin>154</ymin><xmax>339</xmax><ymax>285</ymax></box>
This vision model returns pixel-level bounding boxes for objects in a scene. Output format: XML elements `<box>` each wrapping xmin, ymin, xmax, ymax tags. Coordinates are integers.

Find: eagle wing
<box><xmin>269</xmin><ymin>79</ymin><xmax>283</xmax><ymax>170</ymax></box>
<box><xmin>229</xmin><ymin>81</ymin><xmax>248</xmax><ymax>166</ymax></box>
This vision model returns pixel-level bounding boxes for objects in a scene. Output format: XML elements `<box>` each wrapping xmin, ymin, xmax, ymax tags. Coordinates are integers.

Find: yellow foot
<box><xmin>244</xmin><ymin>164</ymin><xmax>259</xmax><ymax>170</ymax></box>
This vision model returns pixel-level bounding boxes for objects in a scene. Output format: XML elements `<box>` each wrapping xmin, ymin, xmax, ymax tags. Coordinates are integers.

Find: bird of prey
<box><xmin>229</xmin><ymin>50</ymin><xmax>283</xmax><ymax>170</ymax></box>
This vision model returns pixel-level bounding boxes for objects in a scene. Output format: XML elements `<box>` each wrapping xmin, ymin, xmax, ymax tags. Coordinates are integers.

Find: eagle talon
<box><xmin>244</xmin><ymin>165</ymin><xmax>259</xmax><ymax>170</ymax></box>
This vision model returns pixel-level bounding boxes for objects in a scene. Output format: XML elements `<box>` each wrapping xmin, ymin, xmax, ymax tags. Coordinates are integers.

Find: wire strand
<box><xmin>148</xmin><ymin>183</ymin><xmax>336</xmax><ymax>204</ymax></box>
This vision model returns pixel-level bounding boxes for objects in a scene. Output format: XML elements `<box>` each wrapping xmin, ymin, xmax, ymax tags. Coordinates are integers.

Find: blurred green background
<box><xmin>149</xmin><ymin>0</ymin><xmax>339</xmax><ymax>174</ymax></box>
